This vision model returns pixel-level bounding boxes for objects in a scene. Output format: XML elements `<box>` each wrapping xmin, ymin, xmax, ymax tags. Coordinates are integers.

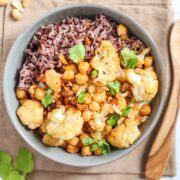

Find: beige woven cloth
<box><xmin>0</xmin><ymin>0</ymin><xmax>177</xmax><ymax>179</ymax></box>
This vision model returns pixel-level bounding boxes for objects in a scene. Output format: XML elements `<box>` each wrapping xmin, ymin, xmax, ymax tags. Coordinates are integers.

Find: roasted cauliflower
<box><xmin>125</xmin><ymin>69</ymin><xmax>158</xmax><ymax>101</ymax></box>
<box><xmin>17</xmin><ymin>100</ymin><xmax>44</xmax><ymax>129</ymax></box>
<box><xmin>90</xmin><ymin>41</ymin><xmax>121</xmax><ymax>85</ymax></box>
<box><xmin>108</xmin><ymin>118</ymin><xmax>141</xmax><ymax>148</ymax></box>
<box><xmin>46</xmin><ymin>106</ymin><xmax>83</xmax><ymax>140</ymax></box>
<box><xmin>45</xmin><ymin>69</ymin><xmax>61</xmax><ymax>92</ymax></box>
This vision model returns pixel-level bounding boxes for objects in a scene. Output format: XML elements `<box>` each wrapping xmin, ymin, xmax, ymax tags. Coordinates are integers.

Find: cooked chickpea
<box><xmin>19</xmin><ymin>99</ymin><xmax>27</xmax><ymax>105</ymax></box>
<box><xmin>103</xmin><ymin>125</ymin><xmax>112</xmax><ymax>135</ymax></box>
<box><xmin>135</xmin><ymin>115</ymin><xmax>142</xmax><ymax>126</ymax></box>
<box><xmin>139</xmin><ymin>104</ymin><xmax>152</xmax><ymax>116</ymax></box>
<box><xmin>78</xmin><ymin>62</ymin><xmax>90</xmax><ymax>74</ymax></box>
<box><xmin>68</xmin><ymin>137</ymin><xmax>79</xmax><ymax>146</ymax></box>
<box><xmin>83</xmin><ymin>93</ymin><xmax>92</xmax><ymax>104</ymax></box>
<box><xmin>62</xmin><ymin>70</ymin><xmax>75</xmax><ymax>80</ymax></box>
<box><xmin>121</xmin><ymin>33</ymin><xmax>129</xmax><ymax>40</ymax></box>
<box><xmin>58</xmin><ymin>53</ymin><xmax>68</xmax><ymax>65</ymax></box>
<box><xmin>72</xmin><ymin>84</ymin><xmax>80</xmax><ymax>94</ymax></box>
<box><xmin>121</xmin><ymin>82</ymin><xmax>130</xmax><ymax>92</ymax></box>
<box><xmin>16</xmin><ymin>88</ymin><xmax>27</xmax><ymax>99</ymax></box>
<box><xmin>82</xmin><ymin>110</ymin><xmax>92</xmax><ymax>122</ymax></box>
<box><xmin>79</xmin><ymin>133</ymin><xmax>89</xmax><ymax>141</ymax></box>
<box><xmin>28</xmin><ymin>84</ymin><xmax>37</xmax><ymax>96</ymax></box>
<box><xmin>67</xmin><ymin>144</ymin><xmax>79</xmax><ymax>154</ymax></box>
<box><xmin>61</xmin><ymin>141</ymin><xmax>68</xmax><ymax>148</ymax></box>
<box><xmin>64</xmin><ymin>64</ymin><xmax>77</xmax><ymax>73</ymax></box>
<box><xmin>85</xmin><ymin>37</ymin><xmax>91</xmax><ymax>46</ymax></box>
<box><xmin>117</xmin><ymin>24</ymin><xmax>128</xmax><ymax>36</ymax></box>
<box><xmin>81</xmin><ymin>146</ymin><xmax>92</xmax><ymax>156</ymax></box>
<box><xmin>88</xmin><ymin>85</ymin><xmax>96</xmax><ymax>93</ymax></box>
<box><xmin>89</xmin><ymin>101</ymin><xmax>100</xmax><ymax>111</ymax></box>
<box><xmin>75</xmin><ymin>73</ymin><xmax>88</xmax><ymax>85</ymax></box>
<box><xmin>94</xmin><ymin>149</ymin><xmax>102</xmax><ymax>156</ymax></box>
<box><xmin>144</xmin><ymin>56</ymin><xmax>153</xmax><ymax>67</ymax></box>
<box><xmin>35</xmin><ymin>88</ymin><xmax>45</xmax><ymax>100</ymax></box>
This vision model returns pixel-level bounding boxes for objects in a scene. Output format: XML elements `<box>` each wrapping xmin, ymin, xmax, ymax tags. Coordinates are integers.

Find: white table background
<box><xmin>161</xmin><ymin>1</ymin><xmax>180</xmax><ymax>179</ymax></box>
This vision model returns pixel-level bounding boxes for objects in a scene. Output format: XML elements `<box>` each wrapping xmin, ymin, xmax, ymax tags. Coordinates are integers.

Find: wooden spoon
<box><xmin>145</xmin><ymin>20</ymin><xmax>180</xmax><ymax>180</ymax></box>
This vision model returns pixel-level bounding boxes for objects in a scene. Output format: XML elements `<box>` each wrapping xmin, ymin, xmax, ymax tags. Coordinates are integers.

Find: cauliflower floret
<box><xmin>46</xmin><ymin>106</ymin><xmax>83</xmax><ymax>140</ymax></box>
<box><xmin>17</xmin><ymin>100</ymin><xmax>44</xmax><ymax>129</ymax></box>
<box><xmin>45</xmin><ymin>69</ymin><xmax>61</xmax><ymax>92</ymax></box>
<box><xmin>90</xmin><ymin>41</ymin><xmax>121</xmax><ymax>85</ymax></box>
<box><xmin>107</xmin><ymin>118</ymin><xmax>141</xmax><ymax>148</ymax></box>
<box><xmin>125</xmin><ymin>69</ymin><xmax>158</xmax><ymax>101</ymax></box>
<box><xmin>42</xmin><ymin>134</ymin><xmax>64</xmax><ymax>147</ymax></box>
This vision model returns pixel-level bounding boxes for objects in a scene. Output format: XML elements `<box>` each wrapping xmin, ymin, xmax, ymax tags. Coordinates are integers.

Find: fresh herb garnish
<box><xmin>107</xmin><ymin>114</ymin><xmax>120</xmax><ymax>127</ymax></box>
<box><xmin>107</xmin><ymin>81</ymin><xmax>121</xmax><ymax>95</ymax></box>
<box><xmin>121</xmin><ymin>48</ymin><xmax>138</xmax><ymax>68</ymax></box>
<box><xmin>42</xmin><ymin>89</ymin><xmax>54</xmax><ymax>108</ymax></box>
<box><xmin>0</xmin><ymin>147</ymin><xmax>34</xmax><ymax>180</ymax></box>
<box><xmin>82</xmin><ymin>137</ymin><xmax>94</xmax><ymax>146</ymax></box>
<box><xmin>121</xmin><ymin>106</ymin><xmax>131</xmax><ymax>117</ymax></box>
<box><xmin>69</xmin><ymin>44</ymin><xmax>86</xmax><ymax>64</ymax></box>
<box><xmin>90</xmin><ymin>70</ymin><xmax>98</xmax><ymax>79</ymax></box>
<box><xmin>77</xmin><ymin>91</ymin><xmax>87</xmax><ymax>104</ymax></box>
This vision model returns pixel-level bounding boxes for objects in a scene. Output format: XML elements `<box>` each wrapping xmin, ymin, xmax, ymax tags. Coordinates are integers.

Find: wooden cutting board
<box><xmin>145</xmin><ymin>20</ymin><xmax>180</xmax><ymax>180</ymax></box>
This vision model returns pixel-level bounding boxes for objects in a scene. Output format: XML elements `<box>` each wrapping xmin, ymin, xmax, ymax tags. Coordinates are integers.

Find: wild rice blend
<box><xmin>18</xmin><ymin>14</ymin><xmax>145</xmax><ymax>90</ymax></box>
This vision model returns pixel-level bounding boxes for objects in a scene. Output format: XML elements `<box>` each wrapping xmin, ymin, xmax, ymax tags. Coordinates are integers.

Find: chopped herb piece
<box><xmin>69</xmin><ymin>44</ymin><xmax>86</xmax><ymax>64</ymax></box>
<box><xmin>77</xmin><ymin>91</ymin><xmax>87</xmax><ymax>104</ymax></box>
<box><xmin>97</xmin><ymin>139</ymin><xmax>111</xmax><ymax>155</ymax></box>
<box><xmin>121</xmin><ymin>48</ymin><xmax>138</xmax><ymax>68</ymax></box>
<box><xmin>91</xmin><ymin>144</ymin><xmax>99</xmax><ymax>152</ymax></box>
<box><xmin>121</xmin><ymin>106</ymin><xmax>131</xmax><ymax>117</ymax></box>
<box><xmin>107</xmin><ymin>81</ymin><xmax>121</xmax><ymax>95</ymax></box>
<box><xmin>107</xmin><ymin>114</ymin><xmax>120</xmax><ymax>127</ymax></box>
<box><xmin>41</xmin><ymin>89</ymin><xmax>54</xmax><ymax>108</ymax></box>
<box><xmin>90</xmin><ymin>70</ymin><xmax>98</xmax><ymax>79</ymax></box>
<box><xmin>82</xmin><ymin>137</ymin><xmax>94</xmax><ymax>146</ymax></box>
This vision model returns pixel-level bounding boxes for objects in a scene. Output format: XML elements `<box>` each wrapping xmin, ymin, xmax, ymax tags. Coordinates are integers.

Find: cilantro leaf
<box><xmin>97</xmin><ymin>139</ymin><xmax>110</xmax><ymax>155</ymax></box>
<box><xmin>90</xmin><ymin>70</ymin><xmax>98</xmax><ymax>79</ymax></box>
<box><xmin>42</xmin><ymin>89</ymin><xmax>54</xmax><ymax>108</ymax></box>
<box><xmin>0</xmin><ymin>151</ymin><xmax>12</xmax><ymax>164</ymax></box>
<box><xmin>77</xmin><ymin>91</ymin><xmax>87</xmax><ymax>104</ymax></box>
<box><xmin>107</xmin><ymin>114</ymin><xmax>120</xmax><ymax>127</ymax></box>
<box><xmin>122</xmin><ymin>106</ymin><xmax>131</xmax><ymax>117</ymax></box>
<box><xmin>121</xmin><ymin>48</ymin><xmax>138</xmax><ymax>68</ymax></box>
<box><xmin>69</xmin><ymin>44</ymin><xmax>86</xmax><ymax>64</ymax></box>
<box><xmin>5</xmin><ymin>170</ymin><xmax>25</xmax><ymax>180</ymax></box>
<box><xmin>15</xmin><ymin>147</ymin><xmax>34</xmax><ymax>175</ymax></box>
<box><xmin>91</xmin><ymin>144</ymin><xmax>98</xmax><ymax>152</ymax></box>
<box><xmin>82</xmin><ymin>137</ymin><xmax>94</xmax><ymax>146</ymax></box>
<box><xmin>107</xmin><ymin>81</ymin><xmax>121</xmax><ymax>95</ymax></box>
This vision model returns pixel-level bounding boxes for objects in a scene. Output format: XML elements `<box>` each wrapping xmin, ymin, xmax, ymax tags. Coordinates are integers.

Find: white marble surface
<box><xmin>161</xmin><ymin>0</ymin><xmax>180</xmax><ymax>179</ymax></box>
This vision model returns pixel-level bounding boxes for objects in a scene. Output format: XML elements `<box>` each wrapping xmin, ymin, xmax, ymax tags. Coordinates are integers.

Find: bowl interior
<box><xmin>3</xmin><ymin>4</ymin><xmax>166</xmax><ymax>167</ymax></box>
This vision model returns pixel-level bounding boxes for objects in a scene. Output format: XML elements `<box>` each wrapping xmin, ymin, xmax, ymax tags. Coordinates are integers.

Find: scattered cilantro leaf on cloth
<box><xmin>121</xmin><ymin>48</ymin><xmax>139</xmax><ymax>68</ymax></box>
<box><xmin>0</xmin><ymin>147</ymin><xmax>34</xmax><ymax>180</ymax></box>
<box><xmin>77</xmin><ymin>91</ymin><xmax>87</xmax><ymax>104</ymax></box>
<box><xmin>107</xmin><ymin>114</ymin><xmax>120</xmax><ymax>127</ymax></box>
<box><xmin>69</xmin><ymin>44</ymin><xmax>86</xmax><ymax>63</ymax></box>
<box><xmin>15</xmin><ymin>147</ymin><xmax>34</xmax><ymax>175</ymax></box>
<box><xmin>82</xmin><ymin>137</ymin><xmax>94</xmax><ymax>146</ymax></box>
<box><xmin>107</xmin><ymin>81</ymin><xmax>121</xmax><ymax>95</ymax></box>
<box><xmin>42</xmin><ymin>89</ymin><xmax>54</xmax><ymax>108</ymax></box>
<box><xmin>121</xmin><ymin>106</ymin><xmax>131</xmax><ymax>117</ymax></box>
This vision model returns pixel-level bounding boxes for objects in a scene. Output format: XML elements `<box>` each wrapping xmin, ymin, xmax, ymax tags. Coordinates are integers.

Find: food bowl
<box><xmin>3</xmin><ymin>4</ymin><xmax>167</xmax><ymax>167</ymax></box>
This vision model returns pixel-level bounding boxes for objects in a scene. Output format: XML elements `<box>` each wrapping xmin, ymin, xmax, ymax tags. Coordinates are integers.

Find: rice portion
<box><xmin>18</xmin><ymin>14</ymin><xmax>145</xmax><ymax>90</ymax></box>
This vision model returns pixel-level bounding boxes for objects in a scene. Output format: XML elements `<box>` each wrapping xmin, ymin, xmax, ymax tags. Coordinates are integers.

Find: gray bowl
<box><xmin>3</xmin><ymin>4</ymin><xmax>167</xmax><ymax>167</ymax></box>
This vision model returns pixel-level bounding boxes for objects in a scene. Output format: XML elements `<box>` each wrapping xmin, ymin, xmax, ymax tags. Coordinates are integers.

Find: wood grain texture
<box><xmin>145</xmin><ymin>20</ymin><xmax>180</xmax><ymax>180</ymax></box>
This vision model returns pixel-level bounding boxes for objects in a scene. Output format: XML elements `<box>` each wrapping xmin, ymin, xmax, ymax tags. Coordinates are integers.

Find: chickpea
<box><xmin>62</xmin><ymin>70</ymin><xmax>75</xmax><ymax>80</ymax></box>
<box><xmin>58</xmin><ymin>53</ymin><xmax>68</xmax><ymax>65</ymax></box>
<box><xmin>72</xmin><ymin>84</ymin><xmax>80</xmax><ymax>94</ymax></box>
<box><xmin>85</xmin><ymin>37</ymin><xmax>91</xmax><ymax>46</ymax></box>
<box><xmin>64</xmin><ymin>64</ymin><xmax>77</xmax><ymax>73</ymax></box>
<box><xmin>121</xmin><ymin>33</ymin><xmax>129</xmax><ymax>40</ymax></box>
<box><xmin>19</xmin><ymin>99</ymin><xmax>27</xmax><ymax>105</ymax></box>
<box><xmin>144</xmin><ymin>56</ymin><xmax>153</xmax><ymax>67</ymax></box>
<box><xmin>83</xmin><ymin>93</ymin><xmax>92</xmax><ymax>104</ymax></box>
<box><xmin>75</xmin><ymin>73</ymin><xmax>88</xmax><ymax>85</ymax></box>
<box><xmin>81</xmin><ymin>146</ymin><xmax>92</xmax><ymax>156</ymax></box>
<box><xmin>89</xmin><ymin>101</ymin><xmax>100</xmax><ymax>111</ymax></box>
<box><xmin>117</xmin><ymin>24</ymin><xmax>128</xmax><ymax>36</ymax></box>
<box><xmin>78</xmin><ymin>62</ymin><xmax>90</xmax><ymax>74</ymax></box>
<box><xmin>28</xmin><ymin>84</ymin><xmax>37</xmax><ymax>96</ymax></box>
<box><xmin>11</xmin><ymin>9</ymin><xmax>22</xmax><ymax>21</ymax></box>
<box><xmin>139</xmin><ymin>104</ymin><xmax>152</xmax><ymax>116</ymax></box>
<box><xmin>16</xmin><ymin>88</ymin><xmax>27</xmax><ymax>99</ymax></box>
<box><xmin>82</xmin><ymin>110</ymin><xmax>92</xmax><ymax>122</ymax></box>
<box><xmin>94</xmin><ymin>149</ymin><xmax>102</xmax><ymax>156</ymax></box>
<box><xmin>67</xmin><ymin>144</ymin><xmax>79</xmax><ymax>153</ymax></box>
<box><xmin>88</xmin><ymin>85</ymin><xmax>96</xmax><ymax>93</ymax></box>
<box><xmin>68</xmin><ymin>137</ymin><xmax>79</xmax><ymax>146</ymax></box>
<box><xmin>121</xmin><ymin>82</ymin><xmax>130</xmax><ymax>92</ymax></box>
<box><xmin>103</xmin><ymin>125</ymin><xmax>112</xmax><ymax>135</ymax></box>
<box><xmin>35</xmin><ymin>88</ymin><xmax>45</xmax><ymax>100</ymax></box>
<box><xmin>135</xmin><ymin>115</ymin><xmax>142</xmax><ymax>126</ymax></box>
<box><xmin>61</xmin><ymin>141</ymin><xmax>68</xmax><ymax>148</ymax></box>
<box><xmin>79</xmin><ymin>133</ymin><xmax>89</xmax><ymax>141</ymax></box>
